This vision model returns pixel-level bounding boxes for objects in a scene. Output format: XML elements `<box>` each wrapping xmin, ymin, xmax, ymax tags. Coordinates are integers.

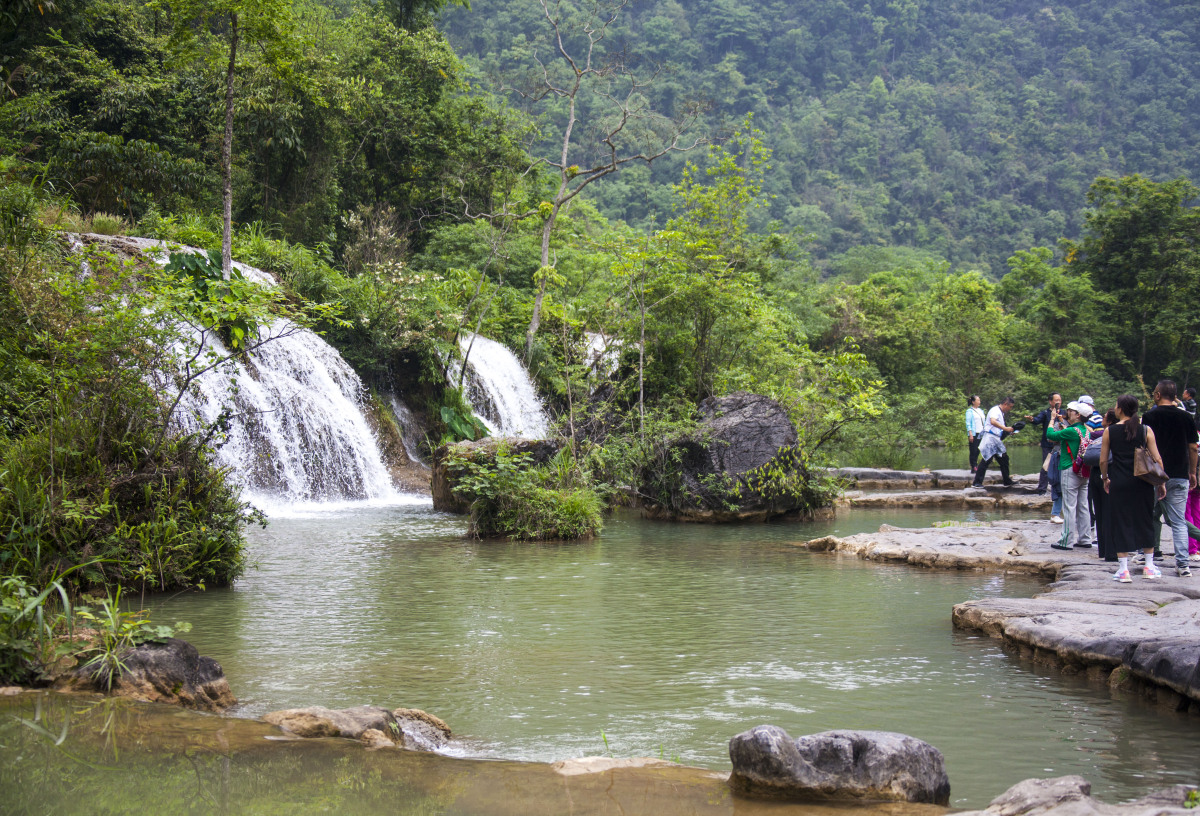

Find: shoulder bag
<box><xmin>1133</xmin><ymin>440</ymin><xmax>1169</xmax><ymax>485</ymax></box>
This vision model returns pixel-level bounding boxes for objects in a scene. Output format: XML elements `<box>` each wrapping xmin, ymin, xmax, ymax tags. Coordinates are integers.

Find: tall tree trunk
<box><xmin>524</xmin><ymin>208</ymin><xmax>558</xmax><ymax>362</ymax></box>
<box><xmin>221</xmin><ymin>14</ymin><xmax>239</xmax><ymax>280</ymax></box>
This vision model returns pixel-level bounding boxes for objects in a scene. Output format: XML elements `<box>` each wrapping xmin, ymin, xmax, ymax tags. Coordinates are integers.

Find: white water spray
<box><xmin>96</xmin><ymin>235</ymin><xmax>422</xmax><ymax>512</ymax></box>
<box><xmin>455</xmin><ymin>333</ymin><xmax>551</xmax><ymax>439</ymax></box>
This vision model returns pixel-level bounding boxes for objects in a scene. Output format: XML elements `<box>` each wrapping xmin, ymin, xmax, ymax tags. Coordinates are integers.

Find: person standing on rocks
<box><xmin>972</xmin><ymin>397</ymin><xmax>1017</xmax><ymax>488</ymax></box>
<box><xmin>965</xmin><ymin>395</ymin><xmax>986</xmax><ymax>473</ymax></box>
<box><xmin>1047</xmin><ymin>401</ymin><xmax>1094</xmax><ymax>551</ymax></box>
<box><xmin>1101</xmin><ymin>394</ymin><xmax>1167</xmax><ymax>581</ymax></box>
<box><xmin>1092</xmin><ymin>409</ymin><xmax>1117</xmax><ymax>562</ymax></box>
<box><xmin>1141</xmin><ymin>379</ymin><xmax>1199</xmax><ymax>577</ymax></box>
<box><xmin>1027</xmin><ymin>393</ymin><xmax>1062</xmax><ymax>495</ymax></box>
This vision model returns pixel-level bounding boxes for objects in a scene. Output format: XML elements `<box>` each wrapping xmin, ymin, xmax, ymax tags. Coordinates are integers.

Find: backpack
<box><xmin>1071</xmin><ymin>428</ymin><xmax>1092</xmax><ymax>478</ymax></box>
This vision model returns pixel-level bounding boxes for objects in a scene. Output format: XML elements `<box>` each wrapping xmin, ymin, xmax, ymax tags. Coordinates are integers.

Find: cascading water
<box><xmin>455</xmin><ymin>333</ymin><xmax>551</xmax><ymax>439</ymax></box>
<box><xmin>173</xmin><ymin>323</ymin><xmax>406</xmax><ymax>511</ymax></box>
<box><xmin>99</xmin><ymin>235</ymin><xmax>419</xmax><ymax>513</ymax></box>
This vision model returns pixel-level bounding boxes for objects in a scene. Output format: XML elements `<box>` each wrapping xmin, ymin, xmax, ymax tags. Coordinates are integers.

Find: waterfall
<box><xmin>172</xmin><ymin>322</ymin><xmax>419</xmax><ymax>513</ymax></box>
<box><xmin>92</xmin><ymin>235</ymin><xmax>423</xmax><ymax>514</ymax></box>
<box><xmin>456</xmin><ymin>334</ymin><xmax>551</xmax><ymax>439</ymax></box>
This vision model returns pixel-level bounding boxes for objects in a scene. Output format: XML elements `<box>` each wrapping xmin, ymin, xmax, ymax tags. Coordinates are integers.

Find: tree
<box><xmin>158</xmin><ymin>0</ymin><xmax>297</xmax><ymax>278</ymax></box>
<box><xmin>1063</xmin><ymin>175</ymin><xmax>1200</xmax><ymax>381</ymax></box>
<box><xmin>494</xmin><ymin>0</ymin><xmax>706</xmax><ymax>361</ymax></box>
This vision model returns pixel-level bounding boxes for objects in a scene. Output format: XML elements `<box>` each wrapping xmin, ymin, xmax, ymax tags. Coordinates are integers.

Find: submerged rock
<box><xmin>57</xmin><ymin>638</ymin><xmax>235</xmax><ymax>712</ymax></box>
<box><xmin>728</xmin><ymin>725</ymin><xmax>950</xmax><ymax>804</ymax></box>
<box><xmin>957</xmin><ymin>775</ymin><xmax>1196</xmax><ymax>816</ymax></box>
<box><xmin>551</xmin><ymin>757</ymin><xmax>679</xmax><ymax>776</ymax></box>
<box><xmin>262</xmin><ymin>705</ymin><xmax>451</xmax><ymax>751</ymax></box>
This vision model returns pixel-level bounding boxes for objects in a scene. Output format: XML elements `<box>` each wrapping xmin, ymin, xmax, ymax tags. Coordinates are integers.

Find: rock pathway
<box><xmin>798</xmin><ymin>520</ymin><xmax>1200</xmax><ymax>710</ymax></box>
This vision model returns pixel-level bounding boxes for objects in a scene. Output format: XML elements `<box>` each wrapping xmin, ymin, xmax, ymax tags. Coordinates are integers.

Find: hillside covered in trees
<box><xmin>442</xmin><ymin>0</ymin><xmax>1200</xmax><ymax>274</ymax></box>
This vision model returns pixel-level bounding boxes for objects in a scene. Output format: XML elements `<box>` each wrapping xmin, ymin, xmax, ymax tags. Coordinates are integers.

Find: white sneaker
<box><xmin>1050</xmin><ymin>515</ymin><xmax>1064</xmax><ymax>524</ymax></box>
<box><xmin>1190</xmin><ymin>553</ymin><xmax>1200</xmax><ymax>562</ymax></box>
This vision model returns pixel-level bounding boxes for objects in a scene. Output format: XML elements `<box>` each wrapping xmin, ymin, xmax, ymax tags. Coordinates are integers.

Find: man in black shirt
<box><xmin>1143</xmin><ymin>379</ymin><xmax>1199</xmax><ymax>577</ymax></box>
<box><xmin>1026</xmin><ymin>393</ymin><xmax>1061</xmax><ymax>496</ymax></box>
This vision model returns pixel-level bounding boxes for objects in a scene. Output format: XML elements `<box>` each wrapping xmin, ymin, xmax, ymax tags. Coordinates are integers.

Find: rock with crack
<box><xmin>728</xmin><ymin>725</ymin><xmax>950</xmax><ymax>804</ymax></box>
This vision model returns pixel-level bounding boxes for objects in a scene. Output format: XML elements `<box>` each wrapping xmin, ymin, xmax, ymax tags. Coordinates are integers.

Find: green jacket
<box><xmin>1045</xmin><ymin>422</ymin><xmax>1089</xmax><ymax>470</ymax></box>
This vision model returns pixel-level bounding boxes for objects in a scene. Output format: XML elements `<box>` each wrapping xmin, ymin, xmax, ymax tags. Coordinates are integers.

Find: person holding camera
<box><xmin>972</xmin><ymin>396</ymin><xmax>1018</xmax><ymax>488</ymax></box>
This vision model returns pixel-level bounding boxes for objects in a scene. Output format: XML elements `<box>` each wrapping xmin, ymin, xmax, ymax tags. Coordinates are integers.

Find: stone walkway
<box><xmin>828</xmin><ymin>468</ymin><xmax>1052</xmax><ymax>510</ymax></box>
<box><xmin>799</xmin><ymin>520</ymin><xmax>1200</xmax><ymax>711</ymax></box>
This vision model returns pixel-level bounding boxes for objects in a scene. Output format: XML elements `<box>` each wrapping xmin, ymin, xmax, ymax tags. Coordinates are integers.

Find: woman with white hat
<box><xmin>1047</xmin><ymin>401</ymin><xmax>1094</xmax><ymax>551</ymax></box>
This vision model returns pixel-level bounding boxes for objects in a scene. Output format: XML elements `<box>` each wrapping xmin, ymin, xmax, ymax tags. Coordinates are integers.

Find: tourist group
<box><xmin>965</xmin><ymin>382</ymin><xmax>1200</xmax><ymax>581</ymax></box>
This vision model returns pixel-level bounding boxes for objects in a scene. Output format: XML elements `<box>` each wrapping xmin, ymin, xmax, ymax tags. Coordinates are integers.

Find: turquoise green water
<box><xmin>112</xmin><ymin>504</ymin><xmax>1200</xmax><ymax>809</ymax></box>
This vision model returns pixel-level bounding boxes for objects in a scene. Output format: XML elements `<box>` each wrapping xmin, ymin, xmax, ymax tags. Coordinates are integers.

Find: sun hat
<box><xmin>1066</xmin><ymin>400</ymin><xmax>1093</xmax><ymax>417</ymax></box>
<box><xmin>1078</xmin><ymin>395</ymin><xmax>1095</xmax><ymax>406</ymax></box>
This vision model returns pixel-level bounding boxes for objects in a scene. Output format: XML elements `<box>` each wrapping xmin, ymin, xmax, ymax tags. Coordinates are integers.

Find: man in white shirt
<box><xmin>972</xmin><ymin>396</ymin><xmax>1017</xmax><ymax>488</ymax></box>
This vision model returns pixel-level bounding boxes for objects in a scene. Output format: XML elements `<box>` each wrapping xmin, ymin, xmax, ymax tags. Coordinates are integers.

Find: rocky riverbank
<box><xmin>797</xmin><ymin>520</ymin><xmax>1200</xmax><ymax>711</ymax></box>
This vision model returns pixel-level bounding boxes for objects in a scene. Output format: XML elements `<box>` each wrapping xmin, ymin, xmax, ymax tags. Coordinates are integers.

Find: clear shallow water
<box><xmin>131</xmin><ymin>505</ymin><xmax>1200</xmax><ymax>808</ymax></box>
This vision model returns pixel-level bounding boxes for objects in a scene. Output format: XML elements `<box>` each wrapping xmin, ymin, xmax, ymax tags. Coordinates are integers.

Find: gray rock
<box><xmin>646</xmin><ymin>392</ymin><xmax>827</xmax><ymax>522</ymax></box>
<box><xmin>263</xmin><ymin>705</ymin><xmax>452</xmax><ymax>752</ymax></box>
<box><xmin>263</xmin><ymin>705</ymin><xmax>397</xmax><ymax>740</ymax></box>
<box><xmin>957</xmin><ymin>775</ymin><xmax>1195</xmax><ymax>816</ymax></box>
<box><xmin>728</xmin><ymin>725</ymin><xmax>950</xmax><ymax>804</ymax></box>
<box><xmin>392</xmin><ymin>707</ymin><xmax>452</xmax><ymax>751</ymax></box>
<box><xmin>57</xmin><ymin>638</ymin><xmax>235</xmax><ymax>712</ymax></box>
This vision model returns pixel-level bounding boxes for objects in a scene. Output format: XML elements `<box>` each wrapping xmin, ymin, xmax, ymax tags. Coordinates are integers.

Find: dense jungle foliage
<box><xmin>2</xmin><ymin>0</ymin><xmax>1200</xmax><ymax>559</ymax></box>
<box><xmin>442</xmin><ymin>0</ymin><xmax>1200</xmax><ymax>276</ymax></box>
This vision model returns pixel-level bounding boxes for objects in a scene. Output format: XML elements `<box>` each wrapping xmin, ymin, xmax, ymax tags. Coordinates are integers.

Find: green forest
<box><xmin>2</xmin><ymin>0</ymin><xmax>1200</xmax><ymax>653</ymax></box>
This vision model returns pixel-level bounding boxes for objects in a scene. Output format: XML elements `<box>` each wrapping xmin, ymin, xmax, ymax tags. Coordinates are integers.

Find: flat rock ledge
<box><xmin>262</xmin><ymin>705</ymin><xmax>452</xmax><ymax>751</ymax></box>
<box><xmin>728</xmin><ymin>725</ymin><xmax>950</xmax><ymax>804</ymax></box>
<box><xmin>824</xmin><ymin>467</ymin><xmax>1040</xmax><ymax>492</ymax></box>
<box><xmin>957</xmin><ymin>775</ymin><xmax>1196</xmax><ymax>816</ymax></box>
<box><xmin>797</xmin><ymin>520</ymin><xmax>1200</xmax><ymax>710</ymax></box>
<box><xmin>800</xmin><ymin>520</ymin><xmax>1087</xmax><ymax>577</ymax></box>
<box><xmin>954</xmin><ymin>560</ymin><xmax>1200</xmax><ymax>711</ymax></box>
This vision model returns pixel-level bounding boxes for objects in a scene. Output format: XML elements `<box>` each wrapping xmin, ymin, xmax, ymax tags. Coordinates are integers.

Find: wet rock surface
<box><xmin>798</xmin><ymin>520</ymin><xmax>1200</xmax><ymax>708</ymax></box>
<box><xmin>957</xmin><ymin>775</ymin><xmax>1196</xmax><ymax>816</ymax></box>
<box><xmin>56</xmin><ymin>638</ymin><xmax>235</xmax><ymax>712</ymax></box>
<box><xmin>728</xmin><ymin>725</ymin><xmax>951</xmax><ymax>804</ymax></box>
<box><xmin>954</xmin><ymin>560</ymin><xmax>1200</xmax><ymax>708</ymax></box>
<box><xmin>263</xmin><ymin>705</ymin><xmax>452</xmax><ymax>751</ymax></box>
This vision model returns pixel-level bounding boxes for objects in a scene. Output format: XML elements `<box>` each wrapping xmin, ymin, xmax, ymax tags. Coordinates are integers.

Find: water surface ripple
<box><xmin>147</xmin><ymin>506</ymin><xmax>1200</xmax><ymax>807</ymax></box>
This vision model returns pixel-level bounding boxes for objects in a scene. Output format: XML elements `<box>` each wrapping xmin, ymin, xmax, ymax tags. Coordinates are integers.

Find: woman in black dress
<box><xmin>1100</xmin><ymin>394</ymin><xmax>1167</xmax><ymax>582</ymax></box>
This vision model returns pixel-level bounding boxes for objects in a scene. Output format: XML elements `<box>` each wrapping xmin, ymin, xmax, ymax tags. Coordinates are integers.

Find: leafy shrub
<box><xmin>0</xmin><ymin>575</ymin><xmax>187</xmax><ymax>687</ymax></box>
<box><xmin>0</xmin><ymin>181</ymin><xmax>258</xmax><ymax>593</ymax></box>
<box><xmin>447</xmin><ymin>444</ymin><xmax>603</xmax><ymax>540</ymax></box>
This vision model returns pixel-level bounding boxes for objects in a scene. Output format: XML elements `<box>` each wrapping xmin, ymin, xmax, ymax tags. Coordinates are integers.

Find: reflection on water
<box><xmin>123</xmin><ymin>506</ymin><xmax>1200</xmax><ymax>808</ymax></box>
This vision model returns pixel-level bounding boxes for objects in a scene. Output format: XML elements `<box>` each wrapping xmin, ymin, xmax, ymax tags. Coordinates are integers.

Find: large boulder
<box><xmin>644</xmin><ymin>392</ymin><xmax>830</xmax><ymax>522</ymax></box>
<box><xmin>56</xmin><ymin>638</ymin><xmax>235</xmax><ymax>712</ymax></box>
<box><xmin>431</xmin><ymin>438</ymin><xmax>560</xmax><ymax>513</ymax></box>
<box><xmin>262</xmin><ymin>705</ymin><xmax>451</xmax><ymax>751</ymax></box>
<box><xmin>728</xmin><ymin>725</ymin><xmax>951</xmax><ymax>804</ymax></box>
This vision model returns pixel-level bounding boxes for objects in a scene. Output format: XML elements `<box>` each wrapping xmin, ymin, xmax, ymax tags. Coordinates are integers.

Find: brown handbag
<box><xmin>1134</xmin><ymin>446</ymin><xmax>1169</xmax><ymax>485</ymax></box>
